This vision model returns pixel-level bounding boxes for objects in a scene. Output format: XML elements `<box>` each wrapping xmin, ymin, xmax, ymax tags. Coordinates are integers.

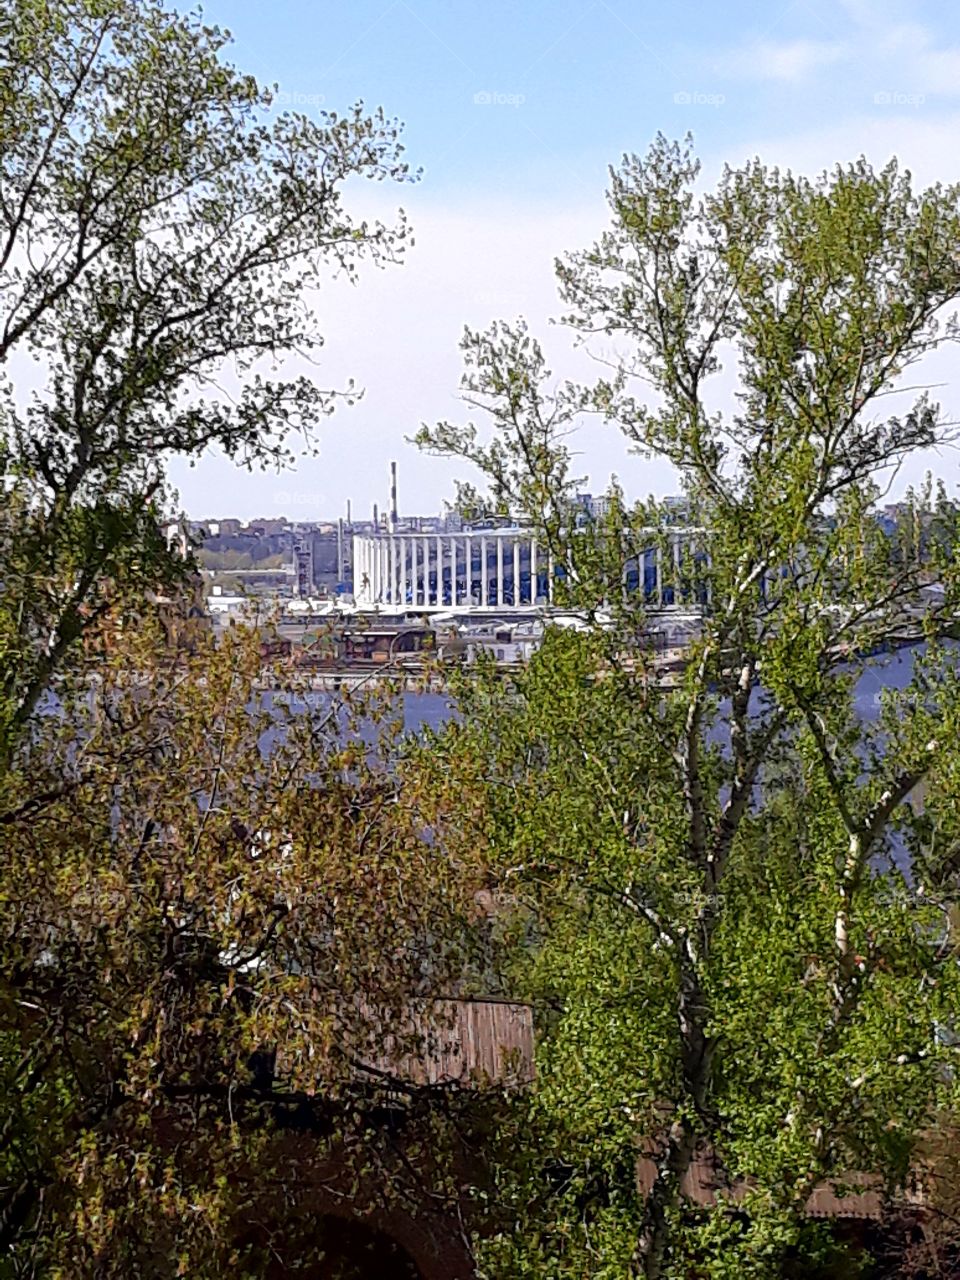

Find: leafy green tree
<box><xmin>0</xmin><ymin>0</ymin><xmax>413</xmax><ymax>753</ymax></box>
<box><xmin>418</xmin><ymin>136</ymin><xmax>960</xmax><ymax>1277</ymax></box>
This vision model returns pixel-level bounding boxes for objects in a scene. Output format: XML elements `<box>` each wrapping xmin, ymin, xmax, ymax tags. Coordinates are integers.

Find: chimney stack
<box><xmin>390</xmin><ymin>461</ymin><xmax>398</xmax><ymax>532</ymax></box>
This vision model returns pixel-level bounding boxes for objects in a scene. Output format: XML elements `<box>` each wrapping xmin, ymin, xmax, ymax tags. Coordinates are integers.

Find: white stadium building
<box><xmin>351</xmin><ymin>527</ymin><xmax>704</xmax><ymax>613</ymax></box>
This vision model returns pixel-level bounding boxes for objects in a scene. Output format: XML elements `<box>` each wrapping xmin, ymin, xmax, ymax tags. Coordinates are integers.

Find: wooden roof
<box><xmin>343</xmin><ymin>998</ymin><xmax>535</xmax><ymax>1090</ymax></box>
<box><xmin>636</xmin><ymin>1147</ymin><xmax>886</xmax><ymax>1221</ymax></box>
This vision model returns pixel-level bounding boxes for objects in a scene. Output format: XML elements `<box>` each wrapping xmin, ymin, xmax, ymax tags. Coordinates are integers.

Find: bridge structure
<box><xmin>352</xmin><ymin>526</ymin><xmax>708</xmax><ymax>614</ymax></box>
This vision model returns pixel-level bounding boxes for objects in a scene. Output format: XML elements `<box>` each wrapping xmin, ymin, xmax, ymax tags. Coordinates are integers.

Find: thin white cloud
<box><xmin>916</xmin><ymin>47</ymin><xmax>960</xmax><ymax>96</ymax></box>
<box><xmin>861</xmin><ymin>13</ymin><xmax>960</xmax><ymax>96</ymax></box>
<box><xmin>715</xmin><ymin>38</ymin><xmax>847</xmax><ymax>84</ymax></box>
<box><xmin>714</xmin><ymin>5</ymin><xmax>960</xmax><ymax>98</ymax></box>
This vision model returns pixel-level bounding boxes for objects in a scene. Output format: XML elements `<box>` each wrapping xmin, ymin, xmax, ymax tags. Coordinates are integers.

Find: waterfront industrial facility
<box><xmin>184</xmin><ymin>461</ymin><xmax>709</xmax><ymax>681</ymax></box>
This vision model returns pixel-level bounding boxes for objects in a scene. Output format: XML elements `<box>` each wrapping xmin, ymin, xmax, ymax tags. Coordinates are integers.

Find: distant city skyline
<box><xmin>179</xmin><ymin>482</ymin><xmax>624</xmax><ymax>526</ymax></box>
<box><xmin>167</xmin><ymin>0</ymin><xmax>960</xmax><ymax>519</ymax></box>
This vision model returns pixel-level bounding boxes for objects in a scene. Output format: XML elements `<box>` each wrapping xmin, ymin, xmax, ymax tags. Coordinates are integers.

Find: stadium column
<box><xmin>673</xmin><ymin>531</ymin><xmax>682</xmax><ymax>605</ymax></box>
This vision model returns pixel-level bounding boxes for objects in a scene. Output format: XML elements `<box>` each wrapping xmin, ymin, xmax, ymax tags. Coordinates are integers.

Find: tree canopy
<box><xmin>417</xmin><ymin>135</ymin><xmax>960</xmax><ymax>1277</ymax></box>
<box><xmin>0</xmin><ymin>0</ymin><xmax>413</xmax><ymax>752</ymax></box>
<box><xmin>0</xmin><ymin>612</ymin><xmax>493</xmax><ymax>1275</ymax></box>
<box><xmin>0</xmin><ymin>5</ymin><xmax>496</xmax><ymax>1273</ymax></box>
<box><xmin>7</xmin><ymin>10</ymin><xmax>960</xmax><ymax>1266</ymax></box>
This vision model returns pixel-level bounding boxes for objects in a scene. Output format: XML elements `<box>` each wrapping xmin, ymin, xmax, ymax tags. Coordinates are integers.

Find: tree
<box><xmin>417</xmin><ymin>136</ymin><xmax>960</xmax><ymax>1276</ymax></box>
<box><xmin>0</xmin><ymin>3</ymin><xmax>489</xmax><ymax>1269</ymax></box>
<box><xmin>0</xmin><ymin>0</ymin><xmax>413</xmax><ymax>754</ymax></box>
<box><xmin>0</xmin><ymin>612</ymin><xmax>488</xmax><ymax>1275</ymax></box>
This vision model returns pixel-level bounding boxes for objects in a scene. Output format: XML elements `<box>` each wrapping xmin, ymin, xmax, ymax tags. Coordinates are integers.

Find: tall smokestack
<box><xmin>373</xmin><ymin>502</ymin><xmax>379</xmax><ymax>529</ymax></box>
<box><xmin>346</xmin><ymin>498</ymin><xmax>351</xmax><ymax>526</ymax></box>
<box><xmin>390</xmin><ymin>461</ymin><xmax>398</xmax><ymax>531</ymax></box>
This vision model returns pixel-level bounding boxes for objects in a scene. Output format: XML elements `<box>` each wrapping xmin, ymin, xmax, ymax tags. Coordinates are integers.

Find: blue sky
<box><xmin>169</xmin><ymin>0</ymin><xmax>960</xmax><ymax>519</ymax></box>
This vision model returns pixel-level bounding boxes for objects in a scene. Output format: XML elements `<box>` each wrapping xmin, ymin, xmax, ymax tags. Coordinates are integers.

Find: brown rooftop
<box><xmin>636</xmin><ymin>1147</ymin><xmax>887</xmax><ymax>1221</ymax></box>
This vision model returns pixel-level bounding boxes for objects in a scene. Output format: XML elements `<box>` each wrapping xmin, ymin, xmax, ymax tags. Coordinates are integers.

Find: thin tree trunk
<box><xmin>634</xmin><ymin>958</ymin><xmax>715</xmax><ymax>1279</ymax></box>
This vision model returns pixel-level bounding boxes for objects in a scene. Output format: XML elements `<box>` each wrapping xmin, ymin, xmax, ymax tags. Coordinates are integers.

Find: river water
<box><xmin>260</xmin><ymin>640</ymin><xmax>945</xmax><ymax>743</ymax></box>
